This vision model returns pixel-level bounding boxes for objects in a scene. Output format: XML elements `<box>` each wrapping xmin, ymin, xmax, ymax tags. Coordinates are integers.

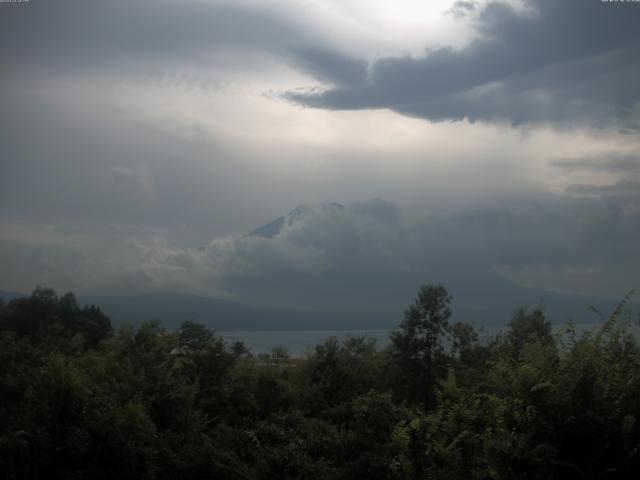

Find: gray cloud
<box><xmin>565</xmin><ymin>180</ymin><xmax>640</xmax><ymax>198</ymax></box>
<box><xmin>553</xmin><ymin>154</ymin><xmax>640</xmax><ymax>174</ymax></box>
<box><xmin>447</xmin><ymin>1</ymin><xmax>479</xmax><ymax>18</ymax></box>
<box><xmin>0</xmin><ymin>0</ymin><xmax>307</xmax><ymax>72</ymax></box>
<box><xmin>0</xmin><ymin>81</ymin><xmax>311</xmax><ymax>247</ymax></box>
<box><xmin>158</xmin><ymin>195</ymin><xmax>640</xmax><ymax>304</ymax></box>
<box><xmin>350</xmin><ymin>199</ymin><xmax>401</xmax><ymax>225</ymax></box>
<box><xmin>1</xmin><ymin>0</ymin><xmax>637</xmax><ymax>310</ymax></box>
<box><xmin>552</xmin><ymin>152</ymin><xmax>640</xmax><ymax>200</ymax></box>
<box><xmin>2</xmin><ymin>196</ymin><xmax>638</xmax><ymax>308</ymax></box>
<box><xmin>287</xmin><ymin>0</ymin><xmax>640</xmax><ymax>128</ymax></box>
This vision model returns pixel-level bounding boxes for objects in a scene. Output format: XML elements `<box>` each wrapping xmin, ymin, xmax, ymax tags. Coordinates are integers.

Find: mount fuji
<box><xmin>4</xmin><ymin>201</ymin><xmax>633</xmax><ymax>331</ymax></box>
<box><xmin>248</xmin><ymin>202</ymin><xmax>345</xmax><ymax>239</ymax></box>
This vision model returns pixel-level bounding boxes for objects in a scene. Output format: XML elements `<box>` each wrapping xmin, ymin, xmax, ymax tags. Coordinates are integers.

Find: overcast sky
<box><xmin>1</xmin><ymin>0</ymin><xmax>639</xmax><ymax>306</ymax></box>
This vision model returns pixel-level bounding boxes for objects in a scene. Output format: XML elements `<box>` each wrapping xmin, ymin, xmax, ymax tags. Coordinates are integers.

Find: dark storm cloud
<box><xmin>287</xmin><ymin>0</ymin><xmax>640</xmax><ymax>127</ymax></box>
<box><xmin>289</xmin><ymin>48</ymin><xmax>369</xmax><ymax>86</ymax></box>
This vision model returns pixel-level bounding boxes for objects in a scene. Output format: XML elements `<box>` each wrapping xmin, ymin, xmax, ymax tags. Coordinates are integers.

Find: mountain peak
<box><xmin>248</xmin><ymin>202</ymin><xmax>345</xmax><ymax>239</ymax></box>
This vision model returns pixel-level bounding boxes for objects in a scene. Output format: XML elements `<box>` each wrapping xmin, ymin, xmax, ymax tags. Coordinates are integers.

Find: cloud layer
<box><xmin>2</xmin><ymin>196</ymin><xmax>638</xmax><ymax>309</ymax></box>
<box><xmin>287</xmin><ymin>0</ymin><xmax>640</xmax><ymax>128</ymax></box>
<box><xmin>1</xmin><ymin>0</ymin><xmax>638</xmax><ymax>312</ymax></box>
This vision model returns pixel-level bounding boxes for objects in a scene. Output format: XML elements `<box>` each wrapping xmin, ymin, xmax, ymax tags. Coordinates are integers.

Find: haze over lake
<box><xmin>220</xmin><ymin>321</ymin><xmax>640</xmax><ymax>355</ymax></box>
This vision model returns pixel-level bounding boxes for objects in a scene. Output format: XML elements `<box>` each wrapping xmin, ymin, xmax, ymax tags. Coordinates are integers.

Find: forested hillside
<box><xmin>1</xmin><ymin>286</ymin><xmax>639</xmax><ymax>479</ymax></box>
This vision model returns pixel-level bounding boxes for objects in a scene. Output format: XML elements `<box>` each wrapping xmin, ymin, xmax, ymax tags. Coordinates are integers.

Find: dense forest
<box><xmin>1</xmin><ymin>285</ymin><xmax>639</xmax><ymax>479</ymax></box>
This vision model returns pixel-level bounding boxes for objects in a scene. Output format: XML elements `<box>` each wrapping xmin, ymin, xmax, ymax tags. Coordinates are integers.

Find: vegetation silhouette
<box><xmin>0</xmin><ymin>285</ymin><xmax>639</xmax><ymax>479</ymax></box>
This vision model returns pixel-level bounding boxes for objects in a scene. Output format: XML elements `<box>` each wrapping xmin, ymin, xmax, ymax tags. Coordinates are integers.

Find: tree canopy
<box><xmin>1</xmin><ymin>285</ymin><xmax>639</xmax><ymax>479</ymax></box>
<box><xmin>391</xmin><ymin>284</ymin><xmax>452</xmax><ymax>408</ymax></box>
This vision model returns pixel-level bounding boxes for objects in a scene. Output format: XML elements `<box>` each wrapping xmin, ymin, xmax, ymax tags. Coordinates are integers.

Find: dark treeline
<box><xmin>1</xmin><ymin>285</ymin><xmax>639</xmax><ymax>479</ymax></box>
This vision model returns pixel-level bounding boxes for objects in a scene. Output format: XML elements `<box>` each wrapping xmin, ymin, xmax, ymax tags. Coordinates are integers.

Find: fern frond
<box><xmin>586</xmin><ymin>304</ymin><xmax>605</xmax><ymax>322</ymax></box>
<box><xmin>607</xmin><ymin>289</ymin><xmax>635</xmax><ymax>324</ymax></box>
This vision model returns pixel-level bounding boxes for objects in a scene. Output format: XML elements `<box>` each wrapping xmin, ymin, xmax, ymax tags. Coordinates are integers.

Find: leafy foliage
<box><xmin>1</xmin><ymin>285</ymin><xmax>639</xmax><ymax>479</ymax></box>
<box><xmin>391</xmin><ymin>284</ymin><xmax>452</xmax><ymax>408</ymax></box>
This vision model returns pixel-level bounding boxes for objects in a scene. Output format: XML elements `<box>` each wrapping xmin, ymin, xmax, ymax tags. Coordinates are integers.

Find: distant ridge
<box><xmin>79</xmin><ymin>293</ymin><xmax>391</xmax><ymax>331</ymax></box>
<box><xmin>0</xmin><ymin>290</ymin><xmax>26</xmax><ymax>302</ymax></box>
<box><xmin>2</xmin><ymin>288</ymin><xmax>636</xmax><ymax>332</ymax></box>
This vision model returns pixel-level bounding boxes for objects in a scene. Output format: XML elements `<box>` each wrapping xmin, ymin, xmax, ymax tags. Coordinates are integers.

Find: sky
<box><xmin>1</xmin><ymin>0</ymin><xmax>639</xmax><ymax>310</ymax></box>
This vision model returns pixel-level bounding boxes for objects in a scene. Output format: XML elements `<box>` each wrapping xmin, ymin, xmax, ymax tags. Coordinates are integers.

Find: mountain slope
<box><xmin>248</xmin><ymin>203</ymin><xmax>345</xmax><ymax>238</ymax></box>
<box><xmin>2</xmin><ymin>287</ymin><xmax>634</xmax><ymax>331</ymax></box>
<box><xmin>81</xmin><ymin>287</ymin><xmax>632</xmax><ymax>331</ymax></box>
<box><xmin>79</xmin><ymin>293</ymin><xmax>393</xmax><ymax>330</ymax></box>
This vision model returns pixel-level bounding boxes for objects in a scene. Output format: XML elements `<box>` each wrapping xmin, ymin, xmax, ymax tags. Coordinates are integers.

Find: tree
<box><xmin>506</xmin><ymin>307</ymin><xmax>552</xmax><ymax>357</ymax></box>
<box><xmin>450</xmin><ymin>322</ymin><xmax>478</xmax><ymax>362</ymax></box>
<box><xmin>177</xmin><ymin>320</ymin><xmax>214</xmax><ymax>353</ymax></box>
<box><xmin>391</xmin><ymin>284</ymin><xmax>452</xmax><ymax>409</ymax></box>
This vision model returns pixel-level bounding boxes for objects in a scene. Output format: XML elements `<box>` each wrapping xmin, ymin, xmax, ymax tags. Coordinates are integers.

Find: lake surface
<box><xmin>219</xmin><ymin>329</ymin><xmax>392</xmax><ymax>356</ymax></box>
<box><xmin>219</xmin><ymin>321</ymin><xmax>640</xmax><ymax>355</ymax></box>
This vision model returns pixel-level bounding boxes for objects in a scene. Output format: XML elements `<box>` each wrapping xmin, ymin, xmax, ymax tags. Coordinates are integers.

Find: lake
<box><xmin>219</xmin><ymin>321</ymin><xmax>639</xmax><ymax>355</ymax></box>
<box><xmin>218</xmin><ymin>329</ymin><xmax>392</xmax><ymax>356</ymax></box>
